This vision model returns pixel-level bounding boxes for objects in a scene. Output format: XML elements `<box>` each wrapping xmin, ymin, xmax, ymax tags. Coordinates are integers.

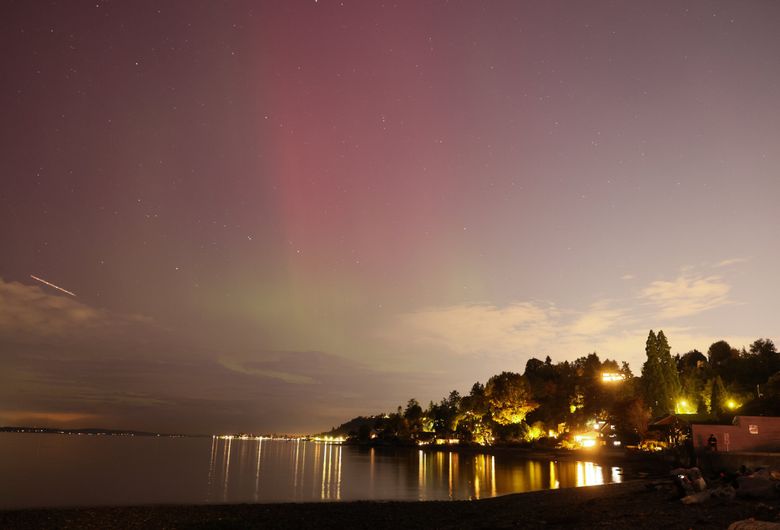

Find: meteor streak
<box><xmin>30</xmin><ymin>275</ymin><xmax>77</xmax><ymax>297</ymax></box>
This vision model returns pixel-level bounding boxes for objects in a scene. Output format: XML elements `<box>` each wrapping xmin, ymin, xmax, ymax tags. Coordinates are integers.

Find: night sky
<box><xmin>2</xmin><ymin>1</ymin><xmax>780</xmax><ymax>434</ymax></box>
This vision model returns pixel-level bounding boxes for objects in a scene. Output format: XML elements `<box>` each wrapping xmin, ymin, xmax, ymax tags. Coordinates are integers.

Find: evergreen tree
<box><xmin>710</xmin><ymin>375</ymin><xmax>727</xmax><ymax>417</ymax></box>
<box><xmin>642</xmin><ymin>330</ymin><xmax>661</xmax><ymax>413</ymax></box>
<box><xmin>657</xmin><ymin>330</ymin><xmax>682</xmax><ymax>410</ymax></box>
<box><xmin>641</xmin><ymin>330</ymin><xmax>680</xmax><ymax>416</ymax></box>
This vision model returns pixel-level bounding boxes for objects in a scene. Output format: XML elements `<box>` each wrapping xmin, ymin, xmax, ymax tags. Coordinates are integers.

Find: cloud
<box><xmin>0</xmin><ymin>347</ymin><xmax>401</xmax><ymax>433</ymax></box>
<box><xmin>218</xmin><ymin>356</ymin><xmax>317</xmax><ymax>385</ymax></box>
<box><xmin>0</xmin><ymin>277</ymin><xmax>151</xmax><ymax>343</ymax></box>
<box><xmin>391</xmin><ymin>300</ymin><xmax>635</xmax><ymax>360</ymax></box>
<box><xmin>388</xmin><ymin>300</ymin><xmax>653</xmax><ymax>377</ymax></box>
<box><xmin>0</xmin><ymin>410</ymin><xmax>100</xmax><ymax>425</ymax></box>
<box><xmin>715</xmin><ymin>257</ymin><xmax>750</xmax><ymax>268</ymax></box>
<box><xmin>568</xmin><ymin>302</ymin><xmax>625</xmax><ymax>336</ymax></box>
<box><xmin>386</xmin><ymin>264</ymin><xmax>748</xmax><ymax>373</ymax></box>
<box><xmin>0</xmin><ymin>267</ymin><xmax>754</xmax><ymax>433</ymax></box>
<box><xmin>392</xmin><ymin>302</ymin><xmax>559</xmax><ymax>356</ymax></box>
<box><xmin>0</xmin><ymin>278</ymin><xmax>103</xmax><ymax>339</ymax></box>
<box><xmin>640</xmin><ymin>274</ymin><xmax>731</xmax><ymax>318</ymax></box>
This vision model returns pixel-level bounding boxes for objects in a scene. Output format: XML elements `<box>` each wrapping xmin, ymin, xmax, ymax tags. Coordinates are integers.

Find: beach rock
<box><xmin>737</xmin><ymin>476</ymin><xmax>780</xmax><ymax>499</ymax></box>
<box><xmin>681</xmin><ymin>490</ymin><xmax>711</xmax><ymax>504</ymax></box>
<box><xmin>672</xmin><ymin>467</ymin><xmax>707</xmax><ymax>496</ymax></box>
<box><xmin>711</xmin><ymin>485</ymin><xmax>737</xmax><ymax>502</ymax></box>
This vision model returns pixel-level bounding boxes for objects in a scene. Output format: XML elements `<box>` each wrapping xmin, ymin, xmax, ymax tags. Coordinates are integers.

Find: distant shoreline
<box><xmin>0</xmin><ymin>427</ymin><xmax>196</xmax><ymax>438</ymax></box>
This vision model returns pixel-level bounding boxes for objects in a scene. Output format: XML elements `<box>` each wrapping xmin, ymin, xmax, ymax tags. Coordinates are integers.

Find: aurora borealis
<box><xmin>2</xmin><ymin>1</ymin><xmax>780</xmax><ymax>433</ymax></box>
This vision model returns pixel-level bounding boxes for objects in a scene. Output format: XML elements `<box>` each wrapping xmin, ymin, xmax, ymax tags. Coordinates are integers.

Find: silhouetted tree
<box><xmin>611</xmin><ymin>396</ymin><xmax>651</xmax><ymax>444</ymax></box>
<box><xmin>708</xmin><ymin>340</ymin><xmax>737</xmax><ymax>372</ymax></box>
<box><xmin>429</xmin><ymin>391</ymin><xmax>461</xmax><ymax>436</ymax></box>
<box><xmin>677</xmin><ymin>350</ymin><xmax>709</xmax><ymax>412</ymax></box>
<box><xmin>404</xmin><ymin>398</ymin><xmax>424</xmax><ymax>436</ymax></box>
<box><xmin>642</xmin><ymin>330</ymin><xmax>678</xmax><ymax>415</ymax></box>
<box><xmin>751</xmin><ymin>338</ymin><xmax>780</xmax><ymax>385</ymax></box>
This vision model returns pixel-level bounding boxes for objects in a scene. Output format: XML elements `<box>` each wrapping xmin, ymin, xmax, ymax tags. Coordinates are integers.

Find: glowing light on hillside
<box><xmin>573</xmin><ymin>434</ymin><xmax>598</xmax><ymax>449</ymax></box>
<box><xmin>601</xmin><ymin>372</ymin><xmax>625</xmax><ymax>383</ymax></box>
<box><xmin>527</xmin><ymin>424</ymin><xmax>543</xmax><ymax>441</ymax></box>
<box><xmin>675</xmin><ymin>399</ymin><xmax>697</xmax><ymax>414</ymax></box>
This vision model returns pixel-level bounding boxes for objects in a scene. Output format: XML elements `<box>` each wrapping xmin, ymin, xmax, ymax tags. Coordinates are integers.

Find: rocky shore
<box><xmin>2</xmin><ymin>479</ymin><xmax>779</xmax><ymax>530</ymax></box>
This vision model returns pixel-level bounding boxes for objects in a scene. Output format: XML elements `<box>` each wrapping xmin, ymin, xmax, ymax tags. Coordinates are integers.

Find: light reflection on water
<box><xmin>204</xmin><ymin>438</ymin><xmax>621</xmax><ymax>503</ymax></box>
<box><xmin>0</xmin><ymin>434</ymin><xmax>622</xmax><ymax>508</ymax></box>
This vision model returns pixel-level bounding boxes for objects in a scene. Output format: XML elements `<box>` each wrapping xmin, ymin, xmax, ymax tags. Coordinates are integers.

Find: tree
<box><xmin>710</xmin><ymin>375</ymin><xmax>727</xmax><ymax>416</ymax></box>
<box><xmin>751</xmin><ymin>338</ymin><xmax>780</xmax><ymax>384</ymax></box>
<box><xmin>679</xmin><ymin>350</ymin><xmax>707</xmax><ymax>371</ymax></box>
<box><xmin>611</xmin><ymin>397</ymin><xmax>651</xmax><ymax>444</ymax></box>
<box><xmin>524</xmin><ymin>357</ymin><xmax>545</xmax><ymax>375</ymax></box>
<box><xmin>641</xmin><ymin>330</ymin><xmax>680</xmax><ymax>415</ymax></box>
<box><xmin>708</xmin><ymin>340</ymin><xmax>736</xmax><ymax>372</ymax></box>
<box><xmin>429</xmin><ymin>391</ymin><xmax>461</xmax><ymax>436</ymax></box>
<box><xmin>642</xmin><ymin>331</ymin><xmax>663</xmax><ymax>413</ymax></box>
<box><xmin>657</xmin><ymin>330</ymin><xmax>682</xmax><ymax>404</ymax></box>
<box><xmin>677</xmin><ymin>350</ymin><xmax>709</xmax><ymax>412</ymax></box>
<box><xmin>484</xmin><ymin>372</ymin><xmax>537</xmax><ymax>426</ymax></box>
<box><xmin>766</xmin><ymin>371</ymin><xmax>780</xmax><ymax>398</ymax></box>
<box><xmin>457</xmin><ymin>382</ymin><xmax>493</xmax><ymax>444</ymax></box>
<box><xmin>357</xmin><ymin>424</ymin><xmax>371</xmax><ymax>443</ymax></box>
<box><xmin>404</xmin><ymin>398</ymin><xmax>424</xmax><ymax>436</ymax></box>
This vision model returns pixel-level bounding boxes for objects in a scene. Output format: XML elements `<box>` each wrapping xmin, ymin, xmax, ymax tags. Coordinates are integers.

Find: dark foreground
<box><xmin>2</xmin><ymin>480</ymin><xmax>779</xmax><ymax>530</ymax></box>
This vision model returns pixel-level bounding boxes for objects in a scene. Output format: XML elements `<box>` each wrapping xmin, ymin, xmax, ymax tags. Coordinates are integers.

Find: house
<box><xmin>691</xmin><ymin>415</ymin><xmax>780</xmax><ymax>452</ymax></box>
<box><xmin>646</xmin><ymin>413</ymin><xmax>722</xmax><ymax>447</ymax></box>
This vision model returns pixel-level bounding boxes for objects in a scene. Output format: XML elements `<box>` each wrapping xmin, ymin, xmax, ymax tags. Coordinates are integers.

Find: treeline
<box><xmin>330</xmin><ymin>332</ymin><xmax>780</xmax><ymax>446</ymax></box>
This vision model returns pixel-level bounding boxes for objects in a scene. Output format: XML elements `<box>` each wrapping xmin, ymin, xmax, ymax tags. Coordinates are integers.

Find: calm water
<box><xmin>0</xmin><ymin>434</ymin><xmax>621</xmax><ymax>509</ymax></box>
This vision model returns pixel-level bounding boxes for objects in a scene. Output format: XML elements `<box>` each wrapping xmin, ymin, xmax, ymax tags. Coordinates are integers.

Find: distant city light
<box><xmin>212</xmin><ymin>434</ymin><xmax>345</xmax><ymax>443</ymax></box>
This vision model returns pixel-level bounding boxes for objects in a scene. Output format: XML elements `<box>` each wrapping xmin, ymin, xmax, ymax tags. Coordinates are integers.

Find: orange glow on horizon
<box><xmin>0</xmin><ymin>410</ymin><xmax>100</xmax><ymax>424</ymax></box>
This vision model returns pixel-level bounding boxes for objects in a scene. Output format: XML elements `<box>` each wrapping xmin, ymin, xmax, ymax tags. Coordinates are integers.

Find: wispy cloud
<box><xmin>568</xmin><ymin>302</ymin><xmax>625</xmax><ymax>336</ymax></box>
<box><xmin>0</xmin><ymin>278</ymin><xmax>103</xmax><ymax>339</ymax></box>
<box><xmin>218</xmin><ymin>357</ymin><xmax>317</xmax><ymax>385</ymax></box>
<box><xmin>640</xmin><ymin>274</ymin><xmax>731</xmax><ymax>318</ymax></box>
<box><xmin>0</xmin><ymin>277</ymin><xmax>151</xmax><ymax>342</ymax></box>
<box><xmin>391</xmin><ymin>300</ymin><xmax>636</xmax><ymax>359</ymax></box>
<box><xmin>392</xmin><ymin>302</ymin><xmax>559</xmax><ymax>357</ymax></box>
<box><xmin>388</xmin><ymin>264</ymin><xmax>746</xmax><ymax>369</ymax></box>
<box><xmin>715</xmin><ymin>257</ymin><xmax>750</xmax><ymax>268</ymax></box>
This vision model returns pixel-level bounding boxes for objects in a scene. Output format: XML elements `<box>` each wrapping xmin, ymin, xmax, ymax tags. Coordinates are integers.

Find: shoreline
<box><xmin>369</xmin><ymin>443</ymin><xmax>672</xmax><ymax>480</ymax></box>
<box><xmin>1</xmin><ymin>479</ymin><xmax>774</xmax><ymax>529</ymax></box>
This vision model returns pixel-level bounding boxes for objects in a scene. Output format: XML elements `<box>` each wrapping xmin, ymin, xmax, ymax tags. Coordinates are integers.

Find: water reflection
<box><xmin>204</xmin><ymin>438</ymin><xmax>621</xmax><ymax>503</ymax></box>
<box><xmin>206</xmin><ymin>437</ymin><xmax>346</xmax><ymax>503</ymax></box>
<box><xmin>0</xmin><ymin>434</ymin><xmax>624</xmax><ymax>508</ymax></box>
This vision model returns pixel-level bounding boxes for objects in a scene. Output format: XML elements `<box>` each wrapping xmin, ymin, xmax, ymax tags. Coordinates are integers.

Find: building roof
<box><xmin>649</xmin><ymin>413</ymin><xmax>732</xmax><ymax>428</ymax></box>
